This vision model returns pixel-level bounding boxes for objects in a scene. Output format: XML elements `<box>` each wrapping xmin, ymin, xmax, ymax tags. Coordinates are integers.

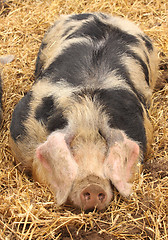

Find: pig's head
<box><xmin>35</xmin><ymin>129</ymin><xmax>140</xmax><ymax>210</ymax></box>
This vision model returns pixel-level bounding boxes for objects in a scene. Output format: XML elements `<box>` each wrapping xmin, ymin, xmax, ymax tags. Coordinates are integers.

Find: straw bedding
<box><xmin>0</xmin><ymin>0</ymin><xmax>167</xmax><ymax>239</ymax></box>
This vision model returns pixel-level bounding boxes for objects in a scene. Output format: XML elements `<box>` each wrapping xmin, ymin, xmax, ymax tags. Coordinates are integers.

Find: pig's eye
<box><xmin>125</xmin><ymin>157</ymin><xmax>128</xmax><ymax>163</ymax></box>
<box><xmin>98</xmin><ymin>129</ymin><xmax>104</xmax><ymax>138</ymax></box>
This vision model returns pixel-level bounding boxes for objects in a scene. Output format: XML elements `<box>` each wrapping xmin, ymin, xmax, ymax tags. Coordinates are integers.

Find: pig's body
<box><xmin>10</xmin><ymin>13</ymin><xmax>158</xmax><ymax>210</ymax></box>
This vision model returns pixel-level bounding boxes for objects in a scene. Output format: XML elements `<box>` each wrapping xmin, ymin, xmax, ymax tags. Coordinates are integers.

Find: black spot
<box><xmin>43</xmin><ymin>42</ymin><xmax>92</xmax><ymax>86</ymax></box>
<box><xmin>139</xmin><ymin>34</ymin><xmax>153</xmax><ymax>51</ymax></box>
<box><xmin>47</xmin><ymin>110</ymin><xmax>68</xmax><ymax>132</ymax></box>
<box><xmin>66</xmin><ymin>17</ymin><xmax>111</xmax><ymax>41</ymax></box>
<box><xmin>10</xmin><ymin>91</ymin><xmax>32</xmax><ymax>141</ymax></box>
<box><xmin>95</xmin><ymin>88</ymin><xmax>147</xmax><ymax>152</ymax></box>
<box><xmin>35</xmin><ymin>95</ymin><xmax>67</xmax><ymax>132</ymax></box>
<box><xmin>35</xmin><ymin>96</ymin><xmax>55</xmax><ymax>124</ymax></box>
<box><xmin>70</xmin><ymin>13</ymin><xmax>93</xmax><ymax>21</ymax></box>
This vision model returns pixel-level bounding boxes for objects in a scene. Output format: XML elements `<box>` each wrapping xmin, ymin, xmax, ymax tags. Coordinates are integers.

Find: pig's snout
<box><xmin>80</xmin><ymin>184</ymin><xmax>107</xmax><ymax>210</ymax></box>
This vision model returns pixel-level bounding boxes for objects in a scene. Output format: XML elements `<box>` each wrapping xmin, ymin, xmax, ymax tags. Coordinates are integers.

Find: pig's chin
<box><xmin>68</xmin><ymin>175</ymin><xmax>113</xmax><ymax>211</ymax></box>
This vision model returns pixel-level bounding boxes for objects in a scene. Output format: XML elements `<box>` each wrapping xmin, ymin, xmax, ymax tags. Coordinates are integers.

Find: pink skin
<box><xmin>36</xmin><ymin>131</ymin><xmax>140</xmax><ymax>209</ymax></box>
<box><xmin>104</xmin><ymin>136</ymin><xmax>140</xmax><ymax>197</ymax></box>
<box><xmin>36</xmin><ymin>132</ymin><xmax>78</xmax><ymax>205</ymax></box>
<box><xmin>80</xmin><ymin>184</ymin><xmax>107</xmax><ymax>210</ymax></box>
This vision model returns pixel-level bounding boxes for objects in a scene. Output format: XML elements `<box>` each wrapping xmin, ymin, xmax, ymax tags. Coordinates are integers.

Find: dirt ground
<box><xmin>0</xmin><ymin>0</ymin><xmax>167</xmax><ymax>239</ymax></box>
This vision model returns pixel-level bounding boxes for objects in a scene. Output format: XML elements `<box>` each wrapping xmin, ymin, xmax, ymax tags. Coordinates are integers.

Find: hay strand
<box><xmin>0</xmin><ymin>0</ymin><xmax>167</xmax><ymax>239</ymax></box>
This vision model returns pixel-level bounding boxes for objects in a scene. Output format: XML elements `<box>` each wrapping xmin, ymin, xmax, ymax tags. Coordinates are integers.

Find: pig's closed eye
<box><xmin>98</xmin><ymin>129</ymin><xmax>104</xmax><ymax>138</ymax></box>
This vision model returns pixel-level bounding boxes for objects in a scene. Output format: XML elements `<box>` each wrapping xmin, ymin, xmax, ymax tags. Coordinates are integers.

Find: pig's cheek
<box><xmin>69</xmin><ymin>191</ymin><xmax>80</xmax><ymax>207</ymax></box>
<box><xmin>68</xmin><ymin>184</ymin><xmax>82</xmax><ymax>208</ymax></box>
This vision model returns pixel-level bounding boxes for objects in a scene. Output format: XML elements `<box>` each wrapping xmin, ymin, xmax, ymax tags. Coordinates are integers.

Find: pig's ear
<box><xmin>104</xmin><ymin>138</ymin><xmax>139</xmax><ymax>197</ymax></box>
<box><xmin>36</xmin><ymin>145</ymin><xmax>52</xmax><ymax>172</ymax></box>
<box><xmin>36</xmin><ymin>132</ymin><xmax>78</xmax><ymax>205</ymax></box>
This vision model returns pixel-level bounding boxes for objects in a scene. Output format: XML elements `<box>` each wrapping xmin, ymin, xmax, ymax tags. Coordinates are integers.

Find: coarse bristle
<box><xmin>0</xmin><ymin>0</ymin><xmax>167</xmax><ymax>239</ymax></box>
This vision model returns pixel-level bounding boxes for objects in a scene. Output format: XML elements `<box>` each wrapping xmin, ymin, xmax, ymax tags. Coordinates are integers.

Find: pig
<box><xmin>10</xmin><ymin>13</ymin><xmax>158</xmax><ymax>210</ymax></box>
<box><xmin>0</xmin><ymin>55</ymin><xmax>14</xmax><ymax>123</ymax></box>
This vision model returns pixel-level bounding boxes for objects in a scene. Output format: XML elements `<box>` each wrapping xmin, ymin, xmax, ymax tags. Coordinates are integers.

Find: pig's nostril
<box><xmin>81</xmin><ymin>184</ymin><xmax>107</xmax><ymax>210</ymax></box>
<box><xmin>98</xmin><ymin>193</ymin><xmax>105</xmax><ymax>202</ymax></box>
<box><xmin>84</xmin><ymin>192</ymin><xmax>91</xmax><ymax>200</ymax></box>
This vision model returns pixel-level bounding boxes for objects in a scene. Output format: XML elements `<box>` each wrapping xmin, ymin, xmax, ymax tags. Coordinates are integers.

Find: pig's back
<box><xmin>35</xmin><ymin>13</ymin><xmax>158</xmax><ymax>107</ymax></box>
<box><xmin>10</xmin><ymin>13</ymin><xmax>158</xmax><ymax>170</ymax></box>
